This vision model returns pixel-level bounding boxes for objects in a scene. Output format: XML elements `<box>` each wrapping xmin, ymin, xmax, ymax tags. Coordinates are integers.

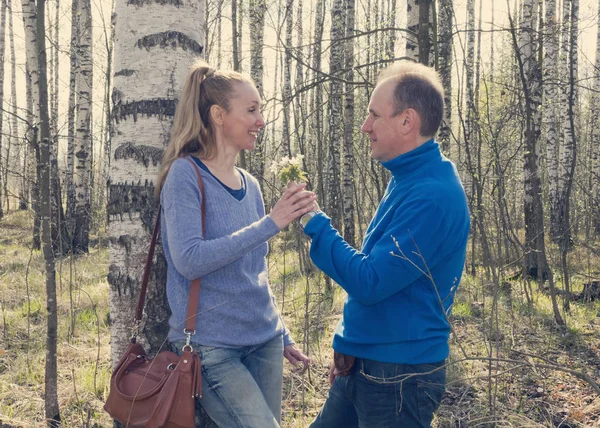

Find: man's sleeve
<box><xmin>304</xmin><ymin>197</ymin><xmax>447</xmax><ymax>305</ymax></box>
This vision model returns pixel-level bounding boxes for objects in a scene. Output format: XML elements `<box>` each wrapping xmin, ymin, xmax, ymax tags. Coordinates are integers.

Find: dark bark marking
<box><xmin>113</xmin><ymin>99</ymin><xmax>177</xmax><ymax>123</ymax></box>
<box><xmin>114</xmin><ymin>142</ymin><xmax>164</xmax><ymax>167</ymax></box>
<box><xmin>136</xmin><ymin>31</ymin><xmax>203</xmax><ymax>55</ymax></box>
<box><xmin>127</xmin><ymin>0</ymin><xmax>183</xmax><ymax>5</ymax></box>
<box><xmin>108</xmin><ymin>180</ymin><xmax>157</xmax><ymax>229</ymax></box>
<box><xmin>115</xmin><ymin>69</ymin><xmax>136</xmax><ymax>77</ymax></box>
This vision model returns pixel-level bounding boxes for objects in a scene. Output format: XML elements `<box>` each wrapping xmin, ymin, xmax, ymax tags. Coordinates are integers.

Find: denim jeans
<box><xmin>310</xmin><ymin>358</ymin><xmax>446</xmax><ymax>428</ymax></box>
<box><xmin>171</xmin><ymin>334</ymin><xmax>284</xmax><ymax>428</ymax></box>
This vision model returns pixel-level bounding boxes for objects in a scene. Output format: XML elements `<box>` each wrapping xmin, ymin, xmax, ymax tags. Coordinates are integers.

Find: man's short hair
<box><xmin>377</xmin><ymin>62</ymin><xmax>444</xmax><ymax>137</ymax></box>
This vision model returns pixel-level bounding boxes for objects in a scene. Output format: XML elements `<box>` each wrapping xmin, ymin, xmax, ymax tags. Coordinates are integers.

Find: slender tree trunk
<box><xmin>8</xmin><ymin>0</ymin><xmax>23</xmax><ymax>210</ymax></box>
<box><xmin>406</xmin><ymin>0</ymin><xmax>419</xmax><ymax>61</ymax></box>
<box><xmin>437</xmin><ymin>0</ymin><xmax>453</xmax><ymax>153</ymax></box>
<box><xmin>545</xmin><ymin>0</ymin><xmax>560</xmax><ymax>241</ymax></box>
<box><xmin>231</xmin><ymin>0</ymin><xmax>240</xmax><ymax>71</ymax></box>
<box><xmin>556</xmin><ymin>0</ymin><xmax>577</xmax><ymax>249</ymax></box>
<box><xmin>418</xmin><ymin>0</ymin><xmax>433</xmax><ymax>65</ymax></box>
<box><xmin>47</xmin><ymin>0</ymin><xmax>64</xmax><ymax>255</ymax></box>
<box><xmin>558</xmin><ymin>0</ymin><xmax>579</xmax><ymax>310</ymax></box>
<box><xmin>312</xmin><ymin>0</ymin><xmax>325</xmax><ymax>209</ymax></box>
<box><xmin>249</xmin><ymin>0</ymin><xmax>266</xmax><ymax>183</ymax></box>
<box><xmin>21</xmin><ymin>0</ymin><xmax>41</xmax><ymax>248</ymax></box>
<box><xmin>510</xmin><ymin>0</ymin><xmax>563</xmax><ymax>324</ymax></box>
<box><xmin>35</xmin><ymin>0</ymin><xmax>60</xmax><ymax>422</ymax></box>
<box><xmin>327</xmin><ymin>0</ymin><xmax>344</xmax><ymax>230</ymax></box>
<box><xmin>281</xmin><ymin>0</ymin><xmax>293</xmax><ymax>157</ymax></box>
<box><xmin>65</xmin><ymin>0</ymin><xmax>78</xmax><ymax>245</ymax></box>
<box><xmin>0</xmin><ymin>0</ymin><xmax>7</xmax><ymax>218</ymax></box>
<box><xmin>72</xmin><ymin>0</ymin><xmax>93</xmax><ymax>252</ymax></box>
<box><xmin>593</xmin><ymin>0</ymin><xmax>600</xmax><ymax>235</ymax></box>
<box><xmin>342</xmin><ymin>0</ymin><xmax>356</xmax><ymax>247</ymax></box>
<box><xmin>387</xmin><ymin>0</ymin><xmax>397</xmax><ymax>62</ymax></box>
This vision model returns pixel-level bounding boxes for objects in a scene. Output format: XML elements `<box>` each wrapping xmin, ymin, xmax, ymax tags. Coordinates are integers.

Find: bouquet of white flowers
<box><xmin>269</xmin><ymin>154</ymin><xmax>308</xmax><ymax>185</ymax></box>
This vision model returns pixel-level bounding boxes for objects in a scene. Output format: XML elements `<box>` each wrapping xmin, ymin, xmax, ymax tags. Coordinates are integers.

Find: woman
<box><xmin>156</xmin><ymin>60</ymin><xmax>315</xmax><ymax>427</ymax></box>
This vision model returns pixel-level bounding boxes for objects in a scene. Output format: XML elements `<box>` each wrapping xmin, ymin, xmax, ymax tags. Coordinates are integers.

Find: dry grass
<box><xmin>1</xmin><ymin>210</ymin><xmax>599</xmax><ymax>427</ymax></box>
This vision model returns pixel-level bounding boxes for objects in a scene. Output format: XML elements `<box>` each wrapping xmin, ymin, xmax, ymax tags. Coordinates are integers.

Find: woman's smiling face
<box><xmin>220</xmin><ymin>82</ymin><xmax>265</xmax><ymax>152</ymax></box>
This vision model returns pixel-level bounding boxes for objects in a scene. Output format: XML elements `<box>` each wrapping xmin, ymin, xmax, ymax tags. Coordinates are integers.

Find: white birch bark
<box><xmin>249</xmin><ymin>0</ymin><xmax>266</xmax><ymax>180</ymax></box>
<box><xmin>72</xmin><ymin>0</ymin><xmax>93</xmax><ymax>252</ymax></box>
<box><xmin>406</xmin><ymin>0</ymin><xmax>419</xmax><ymax>61</ymax></box>
<box><xmin>0</xmin><ymin>0</ymin><xmax>7</xmax><ymax>218</ymax></box>
<box><xmin>556</xmin><ymin>0</ymin><xmax>578</xmax><ymax>247</ymax></box>
<box><xmin>593</xmin><ymin>0</ymin><xmax>600</xmax><ymax>235</ymax></box>
<box><xmin>343</xmin><ymin>0</ymin><xmax>356</xmax><ymax>247</ymax></box>
<box><xmin>518</xmin><ymin>0</ymin><xmax>546</xmax><ymax>278</ymax></box>
<box><xmin>8</xmin><ymin>0</ymin><xmax>23</xmax><ymax>209</ymax></box>
<box><xmin>21</xmin><ymin>0</ymin><xmax>41</xmax><ymax>247</ymax></box>
<box><xmin>312</xmin><ymin>0</ymin><xmax>326</xmax><ymax>206</ymax></box>
<box><xmin>281</xmin><ymin>0</ymin><xmax>293</xmax><ymax>157</ymax></box>
<box><xmin>327</xmin><ymin>0</ymin><xmax>344</xmax><ymax>229</ymax></box>
<box><xmin>558</xmin><ymin>0</ymin><xmax>570</xmax><ymax>199</ymax></box>
<box><xmin>109</xmin><ymin>0</ymin><xmax>205</xmax><ymax>364</ymax></box>
<box><xmin>65</xmin><ymin>0</ymin><xmax>78</xmax><ymax>236</ymax></box>
<box><xmin>545</xmin><ymin>0</ymin><xmax>560</xmax><ymax>240</ymax></box>
<box><xmin>437</xmin><ymin>0</ymin><xmax>453</xmax><ymax>153</ymax></box>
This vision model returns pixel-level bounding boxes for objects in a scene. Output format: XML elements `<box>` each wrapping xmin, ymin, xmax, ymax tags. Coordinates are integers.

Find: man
<box><xmin>300</xmin><ymin>61</ymin><xmax>470</xmax><ymax>427</ymax></box>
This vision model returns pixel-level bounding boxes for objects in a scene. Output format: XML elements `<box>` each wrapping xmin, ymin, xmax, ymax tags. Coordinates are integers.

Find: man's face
<box><xmin>361</xmin><ymin>80</ymin><xmax>404</xmax><ymax>162</ymax></box>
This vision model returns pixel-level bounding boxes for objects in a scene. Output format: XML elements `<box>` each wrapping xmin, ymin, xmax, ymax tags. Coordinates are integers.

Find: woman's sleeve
<box><xmin>162</xmin><ymin>160</ymin><xmax>280</xmax><ymax>280</ymax></box>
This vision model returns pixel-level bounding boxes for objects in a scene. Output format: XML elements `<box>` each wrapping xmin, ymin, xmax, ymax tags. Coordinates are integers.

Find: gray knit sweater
<box><xmin>160</xmin><ymin>157</ymin><xmax>292</xmax><ymax>347</ymax></box>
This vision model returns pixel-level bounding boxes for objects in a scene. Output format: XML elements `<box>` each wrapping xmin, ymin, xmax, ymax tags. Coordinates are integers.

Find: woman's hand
<box><xmin>269</xmin><ymin>182</ymin><xmax>316</xmax><ymax>230</ymax></box>
<box><xmin>284</xmin><ymin>344</ymin><xmax>311</xmax><ymax>373</ymax></box>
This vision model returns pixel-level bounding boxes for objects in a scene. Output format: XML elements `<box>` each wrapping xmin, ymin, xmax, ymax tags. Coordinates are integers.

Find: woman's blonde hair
<box><xmin>156</xmin><ymin>59</ymin><xmax>255</xmax><ymax>197</ymax></box>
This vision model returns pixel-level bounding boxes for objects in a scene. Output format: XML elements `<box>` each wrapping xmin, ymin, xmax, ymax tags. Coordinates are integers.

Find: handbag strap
<box><xmin>133</xmin><ymin>156</ymin><xmax>206</xmax><ymax>340</ymax></box>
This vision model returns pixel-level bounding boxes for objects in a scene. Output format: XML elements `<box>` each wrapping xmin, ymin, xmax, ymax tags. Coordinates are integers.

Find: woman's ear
<box><xmin>210</xmin><ymin>104</ymin><xmax>224</xmax><ymax>126</ymax></box>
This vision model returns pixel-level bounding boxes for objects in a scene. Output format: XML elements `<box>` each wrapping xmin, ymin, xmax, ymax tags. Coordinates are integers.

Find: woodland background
<box><xmin>1</xmin><ymin>0</ymin><xmax>600</xmax><ymax>426</ymax></box>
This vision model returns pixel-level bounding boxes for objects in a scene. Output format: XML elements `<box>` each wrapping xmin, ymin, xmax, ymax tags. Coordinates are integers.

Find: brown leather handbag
<box><xmin>104</xmin><ymin>158</ymin><xmax>206</xmax><ymax>428</ymax></box>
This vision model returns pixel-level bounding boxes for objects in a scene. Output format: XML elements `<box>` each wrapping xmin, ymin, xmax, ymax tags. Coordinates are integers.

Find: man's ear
<box><xmin>210</xmin><ymin>104</ymin><xmax>224</xmax><ymax>126</ymax></box>
<box><xmin>400</xmin><ymin>108</ymin><xmax>419</xmax><ymax>134</ymax></box>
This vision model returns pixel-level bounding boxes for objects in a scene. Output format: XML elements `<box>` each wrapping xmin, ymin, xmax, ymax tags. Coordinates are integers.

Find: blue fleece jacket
<box><xmin>304</xmin><ymin>140</ymin><xmax>470</xmax><ymax>364</ymax></box>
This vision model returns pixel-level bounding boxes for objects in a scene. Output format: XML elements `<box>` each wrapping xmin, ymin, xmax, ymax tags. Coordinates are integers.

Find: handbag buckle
<box><xmin>183</xmin><ymin>329</ymin><xmax>196</xmax><ymax>352</ymax></box>
<box><xmin>130</xmin><ymin>320</ymin><xmax>141</xmax><ymax>342</ymax></box>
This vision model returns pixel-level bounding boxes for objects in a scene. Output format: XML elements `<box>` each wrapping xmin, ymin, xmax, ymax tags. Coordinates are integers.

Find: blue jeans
<box><xmin>310</xmin><ymin>358</ymin><xmax>446</xmax><ymax>428</ymax></box>
<box><xmin>171</xmin><ymin>334</ymin><xmax>284</xmax><ymax>428</ymax></box>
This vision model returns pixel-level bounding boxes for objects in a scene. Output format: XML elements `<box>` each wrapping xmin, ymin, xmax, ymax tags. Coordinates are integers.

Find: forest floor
<box><xmin>0</xmin><ymin>210</ymin><xmax>599</xmax><ymax>427</ymax></box>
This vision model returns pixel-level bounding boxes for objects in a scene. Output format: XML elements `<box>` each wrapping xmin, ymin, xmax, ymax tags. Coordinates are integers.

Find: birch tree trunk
<box><xmin>545</xmin><ymin>0</ymin><xmax>560</xmax><ymax>241</ymax></box>
<box><xmin>406</xmin><ymin>0</ymin><xmax>419</xmax><ymax>61</ymax></box>
<box><xmin>327</xmin><ymin>0</ymin><xmax>344</xmax><ymax>229</ymax></box>
<box><xmin>21</xmin><ymin>0</ymin><xmax>41</xmax><ymax>248</ymax></box>
<box><xmin>312</xmin><ymin>0</ymin><xmax>325</xmax><ymax>208</ymax></box>
<box><xmin>8</xmin><ymin>0</ymin><xmax>23</xmax><ymax>210</ymax></box>
<box><xmin>406</xmin><ymin>0</ymin><xmax>433</xmax><ymax>64</ymax></box>
<box><xmin>386</xmin><ymin>0</ymin><xmax>396</xmax><ymax>62</ymax></box>
<box><xmin>518</xmin><ymin>0</ymin><xmax>546</xmax><ymax>278</ymax></box>
<box><xmin>35</xmin><ymin>0</ymin><xmax>61</xmax><ymax>422</ymax></box>
<box><xmin>109</xmin><ymin>0</ymin><xmax>204</xmax><ymax>367</ymax></box>
<box><xmin>593</xmin><ymin>0</ymin><xmax>600</xmax><ymax>235</ymax></box>
<box><xmin>342</xmin><ymin>0</ymin><xmax>356</xmax><ymax>247</ymax></box>
<box><xmin>556</xmin><ymin>0</ymin><xmax>577</xmax><ymax>250</ymax></box>
<box><xmin>231</xmin><ymin>0</ymin><xmax>240</xmax><ymax>71</ymax></box>
<box><xmin>512</xmin><ymin>0</ymin><xmax>562</xmax><ymax>325</ymax></box>
<box><xmin>281</xmin><ymin>0</ymin><xmax>293</xmax><ymax>157</ymax></box>
<box><xmin>72</xmin><ymin>0</ymin><xmax>93</xmax><ymax>252</ymax></box>
<box><xmin>249</xmin><ymin>0</ymin><xmax>266</xmax><ymax>182</ymax></box>
<box><xmin>437</xmin><ymin>0</ymin><xmax>453</xmax><ymax>153</ymax></box>
<box><xmin>0</xmin><ymin>0</ymin><xmax>7</xmax><ymax>218</ymax></box>
<box><xmin>65</xmin><ymin>0</ymin><xmax>78</xmax><ymax>244</ymax></box>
